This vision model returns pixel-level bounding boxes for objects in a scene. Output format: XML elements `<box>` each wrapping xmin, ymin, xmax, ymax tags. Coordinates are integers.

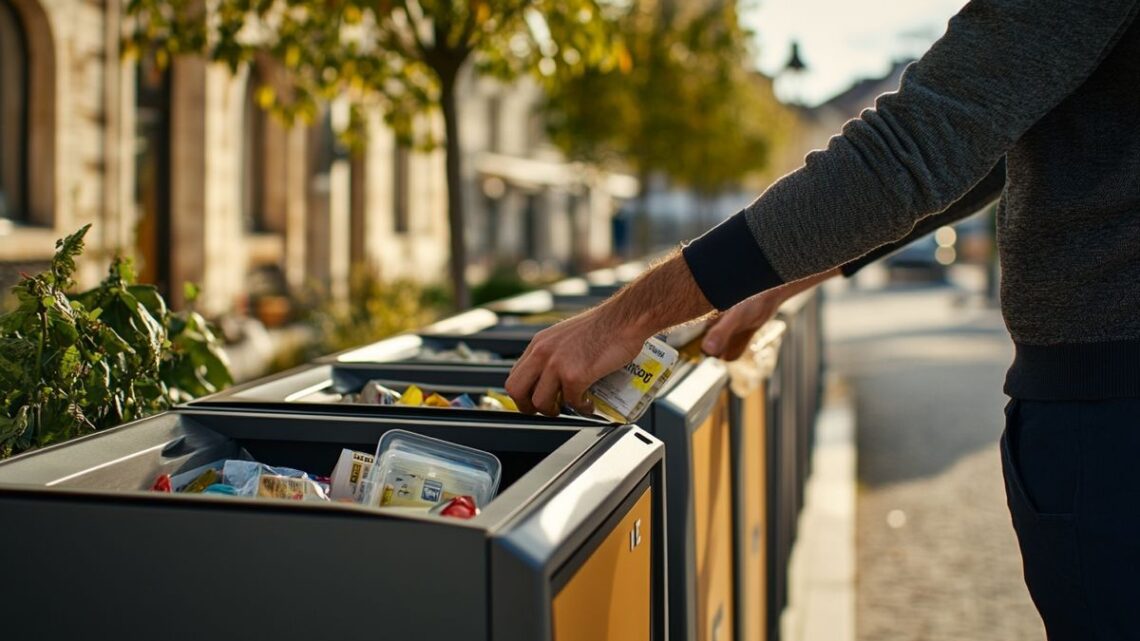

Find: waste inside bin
<box><xmin>187</xmin><ymin>362</ymin><xmax>607</xmax><ymax>427</ymax></box>
<box><xmin>0</xmin><ymin>409</ymin><xmax>666</xmax><ymax>641</ymax></box>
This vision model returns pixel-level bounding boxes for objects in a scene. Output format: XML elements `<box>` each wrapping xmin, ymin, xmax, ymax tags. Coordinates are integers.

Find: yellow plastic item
<box><xmin>397</xmin><ymin>385</ymin><xmax>424</xmax><ymax>406</ymax></box>
<box><xmin>485</xmin><ymin>390</ymin><xmax>519</xmax><ymax>412</ymax></box>
<box><xmin>424</xmin><ymin>393</ymin><xmax>451</xmax><ymax>408</ymax></box>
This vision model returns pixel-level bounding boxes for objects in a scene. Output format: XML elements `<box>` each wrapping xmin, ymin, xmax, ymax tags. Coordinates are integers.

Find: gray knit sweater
<box><xmin>682</xmin><ymin>0</ymin><xmax>1140</xmax><ymax>400</ymax></box>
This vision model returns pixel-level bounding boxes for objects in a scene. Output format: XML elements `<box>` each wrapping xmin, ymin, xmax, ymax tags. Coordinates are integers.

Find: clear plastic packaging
<box><xmin>360</xmin><ymin>429</ymin><xmax>501</xmax><ymax>511</ymax></box>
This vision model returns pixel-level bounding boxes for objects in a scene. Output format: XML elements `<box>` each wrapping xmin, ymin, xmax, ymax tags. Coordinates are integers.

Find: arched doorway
<box><xmin>0</xmin><ymin>0</ymin><xmax>52</xmax><ymax>224</ymax></box>
<box><xmin>0</xmin><ymin>0</ymin><xmax>28</xmax><ymax>221</ymax></box>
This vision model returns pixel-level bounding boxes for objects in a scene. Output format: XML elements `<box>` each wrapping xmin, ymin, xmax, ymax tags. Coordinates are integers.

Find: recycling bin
<box><xmin>443</xmin><ymin>297</ymin><xmax>730</xmax><ymax>641</ymax></box>
<box><xmin>640</xmin><ymin>355</ymin><xmax>737</xmax><ymax>641</ymax></box>
<box><xmin>480</xmin><ymin>279</ymin><xmax>601</xmax><ymax>322</ymax></box>
<box><xmin>725</xmin><ymin>321</ymin><xmax>786</xmax><ymax>641</ymax></box>
<box><xmin>0</xmin><ymin>409</ymin><xmax>666</xmax><ymax>641</ymax></box>
<box><xmin>320</xmin><ymin>322</ymin><xmax>529</xmax><ymax>370</ymax></box>
<box><xmin>313</xmin><ymin>287</ymin><xmax>731</xmax><ymax>641</ymax></box>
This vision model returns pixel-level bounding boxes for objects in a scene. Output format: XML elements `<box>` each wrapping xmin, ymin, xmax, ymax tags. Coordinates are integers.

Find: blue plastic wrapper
<box><xmin>203</xmin><ymin>484</ymin><xmax>237</xmax><ymax>495</ymax></box>
<box><xmin>449</xmin><ymin>393</ymin><xmax>477</xmax><ymax>409</ymax></box>
<box><xmin>222</xmin><ymin>460</ymin><xmax>311</xmax><ymax>497</ymax></box>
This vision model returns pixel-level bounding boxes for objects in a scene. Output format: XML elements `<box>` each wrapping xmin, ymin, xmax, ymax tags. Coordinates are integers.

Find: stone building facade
<box><xmin>0</xmin><ymin>0</ymin><xmax>632</xmax><ymax>317</ymax></box>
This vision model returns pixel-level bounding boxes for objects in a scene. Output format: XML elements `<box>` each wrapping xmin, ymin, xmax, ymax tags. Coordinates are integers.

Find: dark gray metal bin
<box><xmin>320</xmin><ymin>329</ymin><xmax>529</xmax><ymax>369</ymax></box>
<box><xmin>725</xmin><ymin>321</ymin><xmax>786</xmax><ymax>641</ymax></box>
<box><xmin>0</xmin><ymin>410</ymin><xmax>666</xmax><ymax>641</ymax></box>
<box><xmin>638</xmin><ymin>357</ymin><xmax>737</xmax><ymax>641</ymax></box>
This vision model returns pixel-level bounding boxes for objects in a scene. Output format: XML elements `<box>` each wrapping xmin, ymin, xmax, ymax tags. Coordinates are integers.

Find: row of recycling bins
<box><xmin>0</xmin><ymin>263</ymin><xmax>824</xmax><ymax>641</ymax></box>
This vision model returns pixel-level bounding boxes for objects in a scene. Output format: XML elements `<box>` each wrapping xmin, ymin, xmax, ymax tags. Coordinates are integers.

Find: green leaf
<box><xmin>183</xmin><ymin>282</ymin><xmax>201</xmax><ymax>303</ymax></box>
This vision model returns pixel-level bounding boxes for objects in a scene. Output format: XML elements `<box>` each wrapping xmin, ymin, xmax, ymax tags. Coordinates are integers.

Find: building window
<box><xmin>393</xmin><ymin>144</ymin><xmax>409</xmax><ymax>233</ymax></box>
<box><xmin>487</xmin><ymin>95</ymin><xmax>502</xmax><ymax>153</ymax></box>
<box><xmin>349</xmin><ymin>151</ymin><xmax>366</xmax><ymax>266</ymax></box>
<box><xmin>242</xmin><ymin>66</ymin><xmax>269</xmax><ymax>233</ymax></box>
<box><xmin>134</xmin><ymin>56</ymin><xmax>172</xmax><ymax>296</ymax></box>
<box><xmin>523</xmin><ymin>192</ymin><xmax>540</xmax><ymax>259</ymax></box>
<box><xmin>0</xmin><ymin>0</ymin><xmax>29</xmax><ymax>222</ymax></box>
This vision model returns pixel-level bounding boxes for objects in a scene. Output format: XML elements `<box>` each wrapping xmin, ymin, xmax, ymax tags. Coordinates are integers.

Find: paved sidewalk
<box><xmin>781</xmin><ymin>377</ymin><xmax>856</xmax><ymax>641</ymax></box>
<box><xmin>823</xmin><ymin>276</ymin><xmax>1044</xmax><ymax>641</ymax></box>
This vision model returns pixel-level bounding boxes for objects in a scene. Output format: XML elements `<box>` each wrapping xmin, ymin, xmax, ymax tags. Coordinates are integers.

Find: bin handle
<box><xmin>160</xmin><ymin>436</ymin><xmax>192</xmax><ymax>460</ymax></box>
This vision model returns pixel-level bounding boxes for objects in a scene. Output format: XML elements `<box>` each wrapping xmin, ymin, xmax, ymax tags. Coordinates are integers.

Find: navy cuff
<box><xmin>681</xmin><ymin>214</ymin><xmax>785</xmax><ymax>311</ymax></box>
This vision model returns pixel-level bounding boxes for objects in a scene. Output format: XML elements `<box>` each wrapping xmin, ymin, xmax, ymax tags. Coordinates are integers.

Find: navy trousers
<box><xmin>1002</xmin><ymin>398</ymin><xmax>1140</xmax><ymax>640</ymax></box>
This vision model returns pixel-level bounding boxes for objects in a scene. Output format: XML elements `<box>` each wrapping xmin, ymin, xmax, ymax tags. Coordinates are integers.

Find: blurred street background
<box><xmin>826</xmin><ymin>264</ymin><xmax>1043</xmax><ymax>640</ymax></box>
<box><xmin>0</xmin><ymin>0</ymin><xmax>1048</xmax><ymax>636</ymax></box>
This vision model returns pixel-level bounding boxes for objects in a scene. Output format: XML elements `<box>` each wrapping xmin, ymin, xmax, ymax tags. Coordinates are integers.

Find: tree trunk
<box><xmin>438</xmin><ymin>70</ymin><xmax>470</xmax><ymax>310</ymax></box>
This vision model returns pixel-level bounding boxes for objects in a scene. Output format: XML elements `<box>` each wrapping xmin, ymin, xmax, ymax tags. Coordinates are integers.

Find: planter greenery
<box><xmin>0</xmin><ymin>225</ymin><xmax>232</xmax><ymax>459</ymax></box>
<box><xmin>267</xmin><ymin>266</ymin><xmax>447</xmax><ymax>373</ymax></box>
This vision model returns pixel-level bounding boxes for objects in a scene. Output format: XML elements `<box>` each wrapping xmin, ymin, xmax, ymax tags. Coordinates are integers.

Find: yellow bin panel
<box><xmin>553</xmin><ymin>488</ymin><xmax>654</xmax><ymax>641</ymax></box>
<box><xmin>693</xmin><ymin>394</ymin><xmax>736</xmax><ymax>641</ymax></box>
<box><xmin>741</xmin><ymin>385</ymin><xmax>768</xmax><ymax>641</ymax></box>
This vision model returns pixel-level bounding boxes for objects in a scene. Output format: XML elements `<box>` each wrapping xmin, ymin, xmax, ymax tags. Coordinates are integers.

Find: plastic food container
<box><xmin>360</xmin><ymin>429</ymin><xmax>501</xmax><ymax>510</ymax></box>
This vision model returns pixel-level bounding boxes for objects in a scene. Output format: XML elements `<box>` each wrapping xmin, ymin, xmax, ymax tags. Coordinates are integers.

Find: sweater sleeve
<box><xmin>839</xmin><ymin>157</ymin><xmax>1005</xmax><ymax>277</ymax></box>
<box><xmin>682</xmin><ymin>0</ymin><xmax>1140</xmax><ymax>311</ymax></box>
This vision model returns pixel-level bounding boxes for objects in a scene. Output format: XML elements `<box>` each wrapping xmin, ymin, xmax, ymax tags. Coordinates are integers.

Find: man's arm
<box><xmin>840</xmin><ymin>157</ymin><xmax>1005</xmax><ymax>277</ymax></box>
<box><xmin>684</xmin><ymin>0</ymin><xmax>1139</xmax><ymax>311</ymax></box>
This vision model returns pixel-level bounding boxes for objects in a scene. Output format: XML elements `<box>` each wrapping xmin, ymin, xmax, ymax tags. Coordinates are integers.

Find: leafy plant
<box><xmin>0</xmin><ymin>225</ymin><xmax>233</xmax><ymax>458</ymax></box>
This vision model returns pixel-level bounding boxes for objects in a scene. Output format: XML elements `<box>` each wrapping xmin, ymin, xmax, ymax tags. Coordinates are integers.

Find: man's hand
<box><xmin>506</xmin><ymin>254</ymin><xmax>714</xmax><ymax>417</ymax></box>
<box><xmin>701</xmin><ymin>268</ymin><xmax>840</xmax><ymax>361</ymax></box>
<box><xmin>701</xmin><ymin>291</ymin><xmax>786</xmax><ymax>361</ymax></box>
<box><xmin>505</xmin><ymin>306</ymin><xmax>646</xmax><ymax>416</ymax></box>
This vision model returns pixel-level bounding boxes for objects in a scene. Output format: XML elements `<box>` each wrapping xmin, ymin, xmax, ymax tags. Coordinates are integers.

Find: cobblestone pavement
<box><xmin>822</xmin><ymin>273</ymin><xmax>1045</xmax><ymax>641</ymax></box>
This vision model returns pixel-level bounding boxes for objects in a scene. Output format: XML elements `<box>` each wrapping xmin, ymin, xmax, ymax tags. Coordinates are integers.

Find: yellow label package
<box><xmin>328</xmin><ymin>448</ymin><xmax>375</xmax><ymax>502</ymax></box>
<box><xmin>588</xmin><ymin>336</ymin><xmax>679</xmax><ymax>423</ymax></box>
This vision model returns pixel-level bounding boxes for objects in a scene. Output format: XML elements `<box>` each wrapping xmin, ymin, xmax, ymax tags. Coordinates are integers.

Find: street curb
<box><xmin>780</xmin><ymin>375</ymin><xmax>857</xmax><ymax>641</ymax></box>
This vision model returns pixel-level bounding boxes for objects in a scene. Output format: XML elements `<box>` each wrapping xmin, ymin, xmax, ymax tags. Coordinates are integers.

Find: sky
<box><xmin>741</xmin><ymin>0</ymin><xmax>968</xmax><ymax>106</ymax></box>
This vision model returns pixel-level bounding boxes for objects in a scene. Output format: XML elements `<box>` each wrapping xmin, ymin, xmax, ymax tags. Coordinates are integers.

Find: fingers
<box><xmin>720</xmin><ymin>331</ymin><xmax>756</xmax><ymax>361</ymax></box>
<box><xmin>530</xmin><ymin>369</ymin><xmax>563</xmax><ymax>417</ymax></box>
<box><xmin>563</xmin><ymin>372</ymin><xmax>595</xmax><ymax>416</ymax></box>
<box><xmin>702</xmin><ymin>307</ymin><xmax>744</xmax><ymax>356</ymax></box>
<box><xmin>506</xmin><ymin>340</ymin><xmax>546</xmax><ymax>414</ymax></box>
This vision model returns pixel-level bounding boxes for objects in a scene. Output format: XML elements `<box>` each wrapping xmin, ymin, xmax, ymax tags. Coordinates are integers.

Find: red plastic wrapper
<box><xmin>151</xmin><ymin>474</ymin><xmax>173</xmax><ymax>493</ymax></box>
<box><xmin>436</xmin><ymin>495</ymin><xmax>479</xmax><ymax>519</ymax></box>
